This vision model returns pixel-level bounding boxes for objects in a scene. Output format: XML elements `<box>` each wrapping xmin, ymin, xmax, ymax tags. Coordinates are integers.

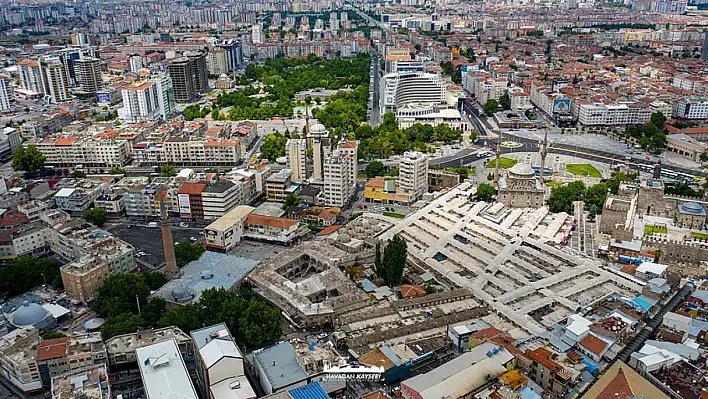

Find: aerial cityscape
<box><xmin>0</xmin><ymin>0</ymin><xmax>706</xmax><ymax>398</ymax></box>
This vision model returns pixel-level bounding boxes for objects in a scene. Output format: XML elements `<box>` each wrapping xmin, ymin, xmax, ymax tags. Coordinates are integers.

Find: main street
<box><xmin>437</xmin><ymin>99</ymin><xmax>708</xmax><ymax>179</ymax></box>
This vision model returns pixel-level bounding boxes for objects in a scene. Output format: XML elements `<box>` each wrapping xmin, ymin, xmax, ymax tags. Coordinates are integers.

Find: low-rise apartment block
<box><xmin>27</xmin><ymin>136</ymin><xmax>132</xmax><ymax>168</ymax></box>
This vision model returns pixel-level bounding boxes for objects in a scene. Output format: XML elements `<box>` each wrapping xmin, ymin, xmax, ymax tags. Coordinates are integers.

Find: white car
<box><xmin>317</xmin><ymin>333</ymin><xmax>328</xmax><ymax>339</ymax></box>
<box><xmin>179</xmin><ymin>222</ymin><xmax>189</xmax><ymax>228</ymax></box>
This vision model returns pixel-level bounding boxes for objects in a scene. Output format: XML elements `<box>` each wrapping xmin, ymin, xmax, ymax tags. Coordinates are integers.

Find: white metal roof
<box><xmin>136</xmin><ymin>339</ymin><xmax>198</xmax><ymax>399</ymax></box>
<box><xmin>636</xmin><ymin>262</ymin><xmax>668</xmax><ymax>276</ymax></box>
<box><xmin>565</xmin><ymin>314</ymin><xmax>592</xmax><ymax>336</ymax></box>
<box><xmin>200</xmin><ymin>338</ymin><xmax>242</xmax><ymax>369</ymax></box>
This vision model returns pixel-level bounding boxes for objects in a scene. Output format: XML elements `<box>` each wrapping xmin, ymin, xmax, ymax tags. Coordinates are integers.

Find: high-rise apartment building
<box><xmin>129</xmin><ymin>55</ymin><xmax>143</xmax><ymax>73</ymax></box>
<box><xmin>167</xmin><ymin>51</ymin><xmax>208</xmax><ymax>103</ymax></box>
<box><xmin>251</xmin><ymin>24</ymin><xmax>264</xmax><ymax>44</ymax></box>
<box><xmin>218</xmin><ymin>39</ymin><xmax>244</xmax><ymax>72</ymax></box>
<box><xmin>702</xmin><ymin>31</ymin><xmax>708</xmax><ymax>62</ymax></box>
<box><xmin>323</xmin><ymin>140</ymin><xmax>357</xmax><ymax>207</ymax></box>
<box><xmin>0</xmin><ymin>75</ymin><xmax>12</xmax><ymax>112</ymax></box>
<box><xmin>18</xmin><ymin>60</ymin><xmax>43</xmax><ymax>94</ymax></box>
<box><xmin>207</xmin><ymin>48</ymin><xmax>228</xmax><ymax>76</ymax></box>
<box><xmin>40</xmin><ymin>58</ymin><xmax>71</xmax><ymax>103</ymax></box>
<box><xmin>75</xmin><ymin>57</ymin><xmax>102</xmax><ymax>94</ymax></box>
<box><xmin>286</xmin><ymin>138</ymin><xmax>307</xmax><ymax>182</ymax></box>
<box><xmin>121</xmin><ymin>81</ymin><xmax>161</xmax><ymax>123</ymax></box>
<box><xmin>150</xmin><ymin>74</ymin><xmax>176</xmax><ymax>121</ymax></box>
<box><xmin>399</xmin><ymin>151</ymin><xmax>429</xmax><ymax>199</ymax></box>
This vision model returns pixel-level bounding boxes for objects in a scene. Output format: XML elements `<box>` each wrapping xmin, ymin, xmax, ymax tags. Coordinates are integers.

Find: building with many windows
<box><xmin>286</xmin><ymin>138</ymin><xmax>307</xmax><ymax>183</ymax></box>
<box><xmin>28</xmin><ymin>136</ymin><xmax>132</xmax><ymax>168</ymax></box>
<box><xmin>381</xmin><ymin>72</ymin><xmax>446</xmax><ymax>115</ymax></box>
<box><xmin>120</xmin><ymin>81</ymin><xmax>161</xmax><ymax>123</ymax></box>
<box><xmin>75</xmin><ymin>57</ymin><xmax>102</xmax><ymax>94</ymax></box>
<box><xmin>572</xmin><ymin>101</ymin><xmax>651</xmax><ymax>126</ymax></box>
<box><xmin>167</xmin><ymin>52</ymin><xmax>208</xmax><ymax>103</ymax></box>
<box><xmin>0</xmin><ymin>74</ymin><xmax>13</xmax><ymax>112</ymax></box>
<box><xmin>676</xmin><ymin>98</ymin><xmax>708</xmax><ymax>120</ymax></box>
<box><xmin>18</xmin><ymin>60</ymin><xmax>43</xmax><ymax>94</ymax></box>
<box><xmin>399</xmin><ymin>151</ymin><xmax>429</xmax><ymax>200</ymax></box>
<box><xmin>323</xmin><ymin>141</ymin><xmax>357</xmax><ymax>207</ymax></box>
<box><xmin>40</xmin><ymin>58</ymin><xmax>71</xmax><ymax>103</ymax></box>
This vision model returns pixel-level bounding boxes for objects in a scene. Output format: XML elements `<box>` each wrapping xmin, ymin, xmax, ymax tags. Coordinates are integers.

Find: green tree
<box><xmin>82</xmin><ymin>208</ymin><xmax>107</xmax><ymax>227</ymax></box>
<box><xmin>484</xmin><ymin>99</ymin><xmax>499</xmax><ymax>115</ymax></box>
<box><xmin>475</xmin><ymin>183</ymin><xmax>497</xmax><ymax>202</ymax></box>
<box><xmin>94</xmin><ymin>274</ymin><xmax>151</xmax><ymax>318</ymax></box>
<box><xmin>378</xmin><ymin>235</ymin><xmax>407</xmax><ymax>287</ymax></box>
<box><xmin>546</xmin><ymin>181</ymin><xmax>585</xmax><ymax>213</ymax></box>
<box><xmin>159</xmin><ymin>164</ymin><xmax>177</xmax><ymax>177</ymax></box>
<box><xmin>282</xmin><ymin>193</ymin><xmax>301</xmax><ymax>210</ymax></box>
<box><xmin>12</xmin><ymin>145</ymin><xmax>46</xmax><ymax>175</ymax></box>
<box><xmin>701</xmin><ymin>152</ymin><xmax>708</xmax><ymax>163</ymax></box>
<box><xmin>584</xmin><ymin>183</ymin><xmax>608</xmax><ymax>212</ymax></box>
<box><xmin>388</xmin><ymin>167</ymin><xmax>399</xmax><ymax>177</ymax></box>
<box><xmin>141</xmin><ymin>272</ymin><xmax>167</xmax><ymax>290</ymax></box>
<box><xmin>239</xmin><ymin>300</ymin><xmax>283</xmax><ymax>348</ymax></box>
<box><xmin>499</xmin><ymin>93</ymin><xmax>511</xmax><ymax>110</ymax></box>
<box><xmin>109</xmin><ymin>166</ymin><xmax>126</xmax><ymax>175</ymax></box>
<box><xmin>70</xmin><ymin>170</ymin><xmax>86</xmax><ymax>178</ymax></box>
<box><xmin>174</xmin><ymin>241</ymin><xmax>205</xmax><ymax>267</ymax></box>
<box><xmin>103</xmin><ymin>313</ymin><xmax>147</xmax><ymax>339</ymax></box>
<box><xmin>0</xmin><ymin>256</ymin><xmax>62</xmax><ymax>297</ymax></box>
<box><xmin>365</xmin><ymin>161</ymin><xmax>385</xmax><ymax>178</ymax></box>
<box><xmin>650</xmin><ymin>112</ymin><xmax>666</xmax><ymax>129</ymax></box>
<box><xmin>260</xmin><ymin>132</ymin><xmax>288</xmax><ymax>162</ymax></box>
<box><xmin>41</xmin><ymin>331</ymin><xmax>67</xmax><ymax>339</ymax></box>
<box><xmin>143</xmin><ymin>298</ymin><xmax>166</xmax><ymax>323</ymax></box>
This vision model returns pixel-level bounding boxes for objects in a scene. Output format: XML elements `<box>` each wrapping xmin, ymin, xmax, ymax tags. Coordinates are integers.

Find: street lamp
<box><xmin>40</xmin><ymin>272</ymin><xmax>46</xmax><ymax>286</ymax></box>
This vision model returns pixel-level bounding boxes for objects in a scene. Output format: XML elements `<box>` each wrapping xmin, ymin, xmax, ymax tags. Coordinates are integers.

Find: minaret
<box><xmin>160</xmin><ymin>195</ymin><xmax>179</xmax><ymax>280</ymax></box>
<box><xmin>494</xmin><ymin>131</ymin><xmax>501</xmax><ymax>188</ymax></box>
<box><xmin>539</xmin><ymin>129</ymin><xmax>548</xmax><ymax>188</ymax></box>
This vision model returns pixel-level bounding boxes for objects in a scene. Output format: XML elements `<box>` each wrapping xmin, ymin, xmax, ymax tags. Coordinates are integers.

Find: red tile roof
<box><xmin>36</xmin><ymin>337</ymin><xmax>69</xmax><ymax>361</ymax></box>
<box><xmin>596</xmin><ymin>366</ymin><xmax>633</xmax><ymax>399</ymax></box>
<box><xmin>400</xmin><ymin>284</ymin><xmax>426</xmax><ymax>299</ymax></box>
<box><xmin>178</xmin><ymin>183</ymin><xmax>206</xmax><ymax>195</ymax></box>
<box><xmin>579</xmin><ymin>334</ymin><xmax>609</xmax><ymax>356</ymax></box>
<box><xmin>316</xmin><ymin>225</ymin><xmax>341</xmax><ymax>236</ymax></box>
<box><xmin>471</xmin><ymin>327</ymin><xmax>504</xmax><ymax>340</ymax></box>
<box><xmin>246</xmin><ymin>214</ymin><xmax>298</xmax><ymax>229</ymax></box>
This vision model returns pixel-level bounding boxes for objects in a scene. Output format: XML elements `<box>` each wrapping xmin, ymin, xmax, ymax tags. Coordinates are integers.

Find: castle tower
<box><xmin>539</xmin><ymin>129</ymin><xmax>548</xmax><ymax>187</ymax></box>
<box><xmin>160</xmin><ymin>196</ymin><xmax>179</xmax><ymax>280</ymax></box>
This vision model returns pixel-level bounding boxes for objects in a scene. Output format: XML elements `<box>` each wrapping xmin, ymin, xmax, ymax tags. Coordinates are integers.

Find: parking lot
<box><xmin>108</xmin><ymin>224</ymin><xmax>204</xmax><ymax>267</ymax></box>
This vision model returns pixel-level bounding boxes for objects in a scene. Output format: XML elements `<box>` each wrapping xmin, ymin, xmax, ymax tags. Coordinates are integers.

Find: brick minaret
<box><xmin>160</xmin><ymin>196</ymin><xmax>178</xmax><ymax>280</ymax></box>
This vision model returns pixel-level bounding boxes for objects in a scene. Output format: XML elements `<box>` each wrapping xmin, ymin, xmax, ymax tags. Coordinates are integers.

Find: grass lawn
<box><xmin>383</xmin><ymin>211</ymin><xmax>405</xmax><ymax>219</ymax></box>
<box><xmin>692</xmin><ymin>232</ymin><xmax>708</xmax><ymax>241</ymax></box>
<box><xmin>545</xmin><ymin>181</ymin><xmax>564</xmax><ymax>187</ymax></box>
<box><xmin>565</xmin><ymin>164</ymin><xmax>602</xmax><ymax>178</ymax></box>
<box><xmin>486</xmin><ymin>157</ymin><xmax>518</xmax><ymax>169</ymax></box>
<box><xmin>644</xmin><ymin>225</ymin><xmax>667</xmax><ymax>236</ymax></box>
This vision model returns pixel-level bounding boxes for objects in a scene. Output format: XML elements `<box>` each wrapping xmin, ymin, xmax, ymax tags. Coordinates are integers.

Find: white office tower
<box><xmin>120</xmin><ymin>81</ymin><xmax>161</xmax><ymax>123</ymax></box>
<box><xmin>399</xmin><ymin>151</ymin><xmax>429</xmax><ymax>199</ymax></box>
<box><xmin>40</xmin><ymin>58</ymin><xmax>71</xmax><ymax>103</ymax></box>
<box><xmin>286</xmin><ymin>138</ymin><xmax>307</xmax><ymax>182</ymax></box>
<box><xmin>18</xmin><ymin>60</ymin><xmax>43</xmax><ymax>94</ymax></box>
<box><xmin>150</xmin><ymin>74</ymin><xmax>176</xmax><ymax>120</ymax></box>
<box><xmin>129</xmin><ymin>56</ymin><xmax>143</xmax><ymax>73</ymax></box>
<box><xmin>323</xmin><ymin>140</ymin><xmax>357</xmax><ymax>207</ymax></box>
<box><xmin>207</xmin><ymin>49</ymin><xmax>228</xmax><ymax>76</ymax></box>
<box><xmin>75</xmin><ymin>57</ymin><xmax>102</xmax><ymax>94</ymax></box>
<box><xmin>251</xmin><ymin>24</ymin><xmax>264</xmax><ymax>44</ymax></box>
<box><xmin>0</xmin><ymin>75</ymin><xmax>12</xmax><ymax>112</ymax></box>
<box><xmin>380</xmin><ymin>72</ymin><xmax>445</xmax><ymax>115</ymax></box>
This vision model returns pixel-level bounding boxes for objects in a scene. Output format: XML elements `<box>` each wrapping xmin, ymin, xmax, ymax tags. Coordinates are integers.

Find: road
<box><xmin>346</xmin><ymin>5</ymin><xmax>389</xmax><ymax>31</ymax></box>
<box><xmin>437</xmin><ymin>99</ymin><xmax>708</xmax><ymax>179</ymax></box>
